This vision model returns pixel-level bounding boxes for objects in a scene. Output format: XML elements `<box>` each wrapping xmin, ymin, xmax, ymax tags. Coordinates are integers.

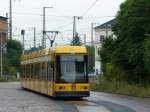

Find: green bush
<box><xmin>104</xmin><ymin>63</ymin><xmax>128</xmax><ymax>81</ymax></box>
<box><xmin>0</xmin><ymin>76</ymin><xmax>18</xmax><ymax>82</ymax></box>
<box><xmin>7</xmin><ymin>67</ymin><xmax>17</xmax><ymax>75</ymax></box>
<box><xmin>91</xmin><ymin>78</ymin><xmax>150</xmax><ymax>97</ymax></box>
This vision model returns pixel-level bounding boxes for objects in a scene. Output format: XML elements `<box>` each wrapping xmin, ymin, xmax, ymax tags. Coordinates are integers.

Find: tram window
<box><xmin>31</xmin><ymin>64</ymin><xmax>34</xmax><ymax>78</ymax></box>
<box><xmin>39</xmin><ymin>62</ymin><xmax>47</xmax><ymax>80</ymax></box>
<box><xmin>23</xmin><ymin>65</ymin><xmax>26</xmax><ymax>78</ymax></box>
<box><xmin>47</xmin><ymin>61</ymin><xmax>50</xmax><ymax>80</ymax></box>
<box><xmin>45</xmin><ymin>62</ymin><xmax>48</xmax><ymax>80</ymax></box>
<box><xmin>43</xmin><ymin>62</ymin><xmax>48</xmax><ymax>80</ymax></box>
<box><xmin>40</xmin><ymin>62</ymin><xmax>45</xmax><ymax>80</ymax></box>
<box><xmin>24</xmin><ymin>65</ymin><xmax>26</xmax><ymax>78</ymax></box>
<box><xmin>76</xmin><ymin>61</ymin><xmax>84</xmax><ymax>73</ymax></box>
<box><xmin>26</xmin><ymin>64</ymin><xmax>28</xmax><ymax>78</ymax></box>
<box><xmin>35</xmin><ymin>63</ymin><xmax>40</xmax><ymax>79</ymax></box>
<box><xmin>21</xmin><ymin>65</ymin><xmax>24</xmax><ymax>78</ymax></box>
<box><xmin>28</xmin><ymin>64</ymin><xmax>30</xmax><ymax>78</ymax></box>
<box><xmin>39</xmin><ymin>63</ymin><xmax>43</xmax><ymax>80</ymax></box>
<box><xmin>29</xmin><ymin>64</ymin><xmax>31</xmax><ymax>77</ymax></box>
<box><xmin>28</xmin><ymin>64</ymin><xmax>31</xmax><ymax>78</ymax></box>
<box><xmin>56</xmin><ymin>55</ymin><xmax>88</xmax><ymax>83</ymax></box>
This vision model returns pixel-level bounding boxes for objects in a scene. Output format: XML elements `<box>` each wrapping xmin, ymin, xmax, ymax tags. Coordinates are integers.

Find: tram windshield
<box><xmin>56</xmin><ymin>55</ymin><xmax>88</xmax><ymax>83</ymax></box>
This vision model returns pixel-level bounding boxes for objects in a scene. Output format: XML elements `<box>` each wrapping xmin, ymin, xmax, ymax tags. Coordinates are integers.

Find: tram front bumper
<box><xmin>54</xmin><ymin>91</ymin><xmax>90</xmax><ymax>97</ymax></box>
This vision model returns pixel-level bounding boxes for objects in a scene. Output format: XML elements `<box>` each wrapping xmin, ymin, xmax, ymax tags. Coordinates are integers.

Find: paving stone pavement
<box><xmin>0</xmin><ymin>82</ymin><xmax>63</xmax><ymax>112</ymax></box>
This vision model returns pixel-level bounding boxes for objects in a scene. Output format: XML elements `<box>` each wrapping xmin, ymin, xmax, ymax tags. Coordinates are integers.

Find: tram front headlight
<box><xmin>82</xmin><ymin>86</ymin><xmax>88</xmax><ymax>90</ymax></box>
<box><xmin>59</xmin><ymin>86</ymin><xmax>65</xmax><ymax>90</ymax></box>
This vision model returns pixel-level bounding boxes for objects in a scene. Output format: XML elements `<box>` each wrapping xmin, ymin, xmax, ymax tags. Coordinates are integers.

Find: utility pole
<box><xmin>21</xmin><ymin>30</ymin><xmax>25</xmax><ymax>54</ymax></box>
<box><xmin>0</xmin><ymin>32</ymin><xmax>3</xmax><ymax>77</ymax></box>
<box><xmin>72</xmin><ymin>16</ymin><xmax>82</xmax><ymax>45</ymax></box>
<box><xmin>9</xmin><ymin>0</ymin><xmax>21</xmax><ymax>40</ymax></box>
<box><xmin>91</xmin><ymin>23</ymin><xmax>94</xmax><ymax>45</ymax></box>
<box><xmin>91</xmin><ymin>23</ymin><xmax>99</xmax><ymax>45</ymax></box>
<box><xmin>73</xmin><ymin>16</ymin><xmax>76</xmax><ymax>39</ymax></box>
<box><xmin>84</xmin><ymin>34</ymin><xmax>86</xmax><ymax>44</ymax></box>
<box><xmin>42</xmin><ymin>7</ymin><xmax>53</xmax><ymax>49</ymax></box>
<box><xmin>33</xmin><ymin>27</ymin><xmax>36</xmax><ymax>48</ymax></box>
<box><xmin>9</xmin><ymin>0</ymin><xmax>12</xmax><ymax>40</ymax></box>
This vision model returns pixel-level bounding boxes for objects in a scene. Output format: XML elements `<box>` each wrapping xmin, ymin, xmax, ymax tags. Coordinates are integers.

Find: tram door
<box><xmin>47</xmin><ymin>61</ymin><xmax>54</xmax><ymax>95</ymax></box>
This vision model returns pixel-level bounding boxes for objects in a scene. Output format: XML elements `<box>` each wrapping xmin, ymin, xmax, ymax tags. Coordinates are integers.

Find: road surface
<box><xmin>0</xmin><ymin>82</ymin><xmax>149</xmax><ymax>112</ymax></box>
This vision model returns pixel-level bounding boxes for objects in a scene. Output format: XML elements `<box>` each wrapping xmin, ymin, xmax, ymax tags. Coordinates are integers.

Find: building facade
<box><xmin>0</xmin><ymin>16</ymin><xmax>8</xmax><ymax>47</ymax></box>
<box><xmin>93</xmin><ymin>19</ymin><xmax>115</xmax><ymax>74</ymax></box>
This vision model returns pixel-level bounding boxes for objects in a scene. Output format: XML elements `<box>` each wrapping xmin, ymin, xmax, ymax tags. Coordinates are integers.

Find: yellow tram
<box><xmin>21</xmin><ymin>46</ymin><xmax>90</xmax><ymax>98</ymax></box>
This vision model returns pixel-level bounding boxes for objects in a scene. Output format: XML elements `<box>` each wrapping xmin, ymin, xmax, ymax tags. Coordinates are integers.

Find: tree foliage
<box><xmin>99</xmin><ymin>0</ymin><xmax>150</xmax><ymax>84</ymax></box>
<box><xmin>3</xmin><ymin>39</ymin><xmax>23</xmax><ymax>74</ymax></box>
<box><xmin>7</xmin><ymin>39</ymin><xmax>23</xmax><ymax>69</ymax></box>
<box><xmin>86</xmin><ymin>45</ymin><xmax>95</xmax><ymax>73</ymax></box>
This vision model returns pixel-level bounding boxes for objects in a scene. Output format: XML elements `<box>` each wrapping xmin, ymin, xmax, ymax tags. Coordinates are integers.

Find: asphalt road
<box><xmin>0</xmin><ymin>82</ymin><xmax>149</xmax><ymax>112</ymax></box>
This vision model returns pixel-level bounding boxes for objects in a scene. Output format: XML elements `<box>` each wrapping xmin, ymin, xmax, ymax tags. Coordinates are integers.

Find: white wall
<box><xmin>95</xmin><ymin>28</ymin><xmax>113</xmax><ymax>42</ymax></box>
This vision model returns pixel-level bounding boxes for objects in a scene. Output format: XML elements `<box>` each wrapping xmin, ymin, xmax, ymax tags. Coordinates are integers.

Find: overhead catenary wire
<box><xmin>82</xmin><ymin>0</ymin><xmax>99</xmax><ymax>16</ymax></box>
<box><xmin>52</xmin><ymin>22</ymin><xmax>73</xmax><ymax>30</ymax></box>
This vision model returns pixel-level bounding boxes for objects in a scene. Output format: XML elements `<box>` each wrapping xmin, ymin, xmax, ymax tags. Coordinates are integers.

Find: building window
<box><xmin>99</xmin><ymin>35</ymin><xmax>105</xmax><ymax>42</ymax></box>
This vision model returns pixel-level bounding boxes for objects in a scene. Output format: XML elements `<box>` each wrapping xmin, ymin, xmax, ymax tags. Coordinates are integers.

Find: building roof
<box><xmin>94</xmin><ymin>19</ymin><xmax>116</xmax><ymax>29</ymax></box>
<box><xmin>0</xmin><ymin>16</ymin><xmax>7</xmax><ymax>21</ymax></box>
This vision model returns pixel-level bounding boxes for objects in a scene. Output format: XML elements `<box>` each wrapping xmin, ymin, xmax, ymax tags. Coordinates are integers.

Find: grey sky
<box><xmin>0</xmin><ymin>0</ymin><xmax>125</xmax><ymax>48</ymax></box>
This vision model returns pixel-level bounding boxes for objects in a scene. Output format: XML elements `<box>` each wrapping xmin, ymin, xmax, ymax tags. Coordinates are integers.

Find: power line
<box><xmin>82</xmin><ymin>0</ymin><xmax>99</xmax><ymax>16</ymax></box>
<box><xmin>52</xmin><ymin>22</ymin><xmax>73</xmax><ymax>30</ymax></box>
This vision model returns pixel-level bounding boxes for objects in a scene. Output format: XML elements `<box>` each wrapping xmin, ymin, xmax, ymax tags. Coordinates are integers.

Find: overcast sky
<box><xmin>0</xmin><ymin>0</ymin><xmax>125</xmax><ymax>48</ymax></box>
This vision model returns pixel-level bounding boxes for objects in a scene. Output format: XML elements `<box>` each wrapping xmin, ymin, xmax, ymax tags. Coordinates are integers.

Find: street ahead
<box><xmin>0</xmin><ymin>82</ymin><xmax>149</xmax><ymax>112</ymax></box>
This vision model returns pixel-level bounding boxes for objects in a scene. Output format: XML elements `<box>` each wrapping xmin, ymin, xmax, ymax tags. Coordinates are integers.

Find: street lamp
<box><xmin>42</xmin><ymin>6</ymin><xmax>53</xmax><ymax>49</ymax></box>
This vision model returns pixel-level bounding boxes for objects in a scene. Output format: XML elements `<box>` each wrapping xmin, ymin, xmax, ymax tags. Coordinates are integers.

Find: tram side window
<box><xmin>35</xmin><ymin>63</ymin><xmax>40</xmax><ymax>79</ymax></box>
<box><xmin>21</xmin><ymin>65</ymin><xmax>25</xmax><ymax>78</ymax></box>
<box><xmin>27</xmin><ymin>64</ymin><xmax>31</xmax><ymax>78</ymax></box>
<box><xmin>29</xmin><ymin>64</ymin><xmax>31</xmax><ymax>77</ymax></box>
<box><xmin>39</xmin><ymin>62</ymin><xmax>45</xmax><ymax>80</ymax></box>
<box><xmin>47</xmin><ymin>61</ymin><xmax>51</xmax><ymax>80</ymax></box>
<box><xmin>25</xmin><ymin>64</ymin><xmax>28</xmax><ymax>78</ymax></box>
<box><xmin>24</xmin><ymin>65</ymin><xmax>26</xmax><ymax>78</ymax></box>
<box><xmin>44</xmin><ymin>62</ymin><xmax>48</xmax><ymax>80</ymax></box>
<box><xmin>40</xmin><ymin>62</ymin><xmax>48</xmax><ymax>80</ymax></box>
<box><xmin>31</xmin><ymin>64</ymin><xmax>34</xmax><ymax>78</ymax></box>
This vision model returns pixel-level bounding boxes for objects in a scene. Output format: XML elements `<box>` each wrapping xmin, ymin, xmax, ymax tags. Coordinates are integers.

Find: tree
<box><xmin>98</xmin><ymin>37</ymin><xmax>115</xmax><ymax>73</ymax></box>
<box><xmin>86</xmin><ymin>45</ymin><xmax>95</xmax><ymax>73</ymax></box>
<box><xmin>7</xmin><ymin>39</ymin><xmax>23</xmax><ymax>72</ymax></box>
<box><xmin>100</xmin><ymin>0</ymin><xmax>150</xmax><ymax>84</ymax></box>
<box><xmin>112</xmin><ymin>0</ymin><xmax>150</xmax><ymax>83</ymax></box>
